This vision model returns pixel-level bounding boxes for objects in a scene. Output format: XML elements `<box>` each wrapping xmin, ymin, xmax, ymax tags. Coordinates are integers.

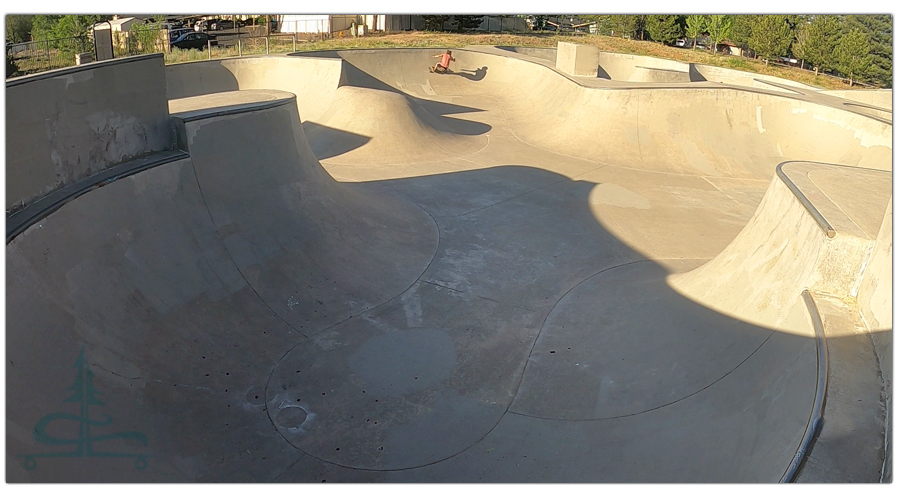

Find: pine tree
<box><xmin>531</xmin><ymin>15</ymin><xmax>550</xmax><ymax>31</ymax></box>
<box><xmin>685</xmin><ymin>15</ymin><xmax>706</xmax><ymax>50</ymax></box>
<box><xmin>582</xmin><ymin>15</ymin><xmax>611</xmax><ymax>35</ymax></box>
<box><xmin>835</xmin><ymin>28</ymin><xmax>874</xmax><ymax>87</ymax></box>
<box><xmin>422</xmin><ymin>15</ymin><xmax>450</xmax><ymax>32</ymax></box>
<box><xmin>645</xmin><ymin>15</ymin><xmax>683</xmax><ymax>45</ymax></box>
<box><xmin>840</xmin><ymin>14</ymin><xmax>892</xmax><ymax>87</ymax></box>
<box><xmin>729</xmin><ymin>15</ymin><xmax>757</xmax><ymax>56</ymax></box>
<box><xmin>452</xmin><ymin>15</ymin><xmax>484</xmax><ymax>32</ymax></box>
<box><xmin>748</xmin><ymin>15</ymin><xmax>793</xmax><ymax>65</ymax></box>
<box><xmin>792</xmin><ymin>15</ymin><xmax>841</xmax><ymax>75</ymax></box>
<box><xmin>608</xmin><ymin>15</ymin><xmax>640</xmax><ymax>39</ymax></box>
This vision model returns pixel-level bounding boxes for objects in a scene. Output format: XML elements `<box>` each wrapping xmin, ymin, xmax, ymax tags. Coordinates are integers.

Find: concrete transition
<box><xmin>5</xmin><ymin>44</ymin><xmax>892</xmax><ymax>482</ymax></box>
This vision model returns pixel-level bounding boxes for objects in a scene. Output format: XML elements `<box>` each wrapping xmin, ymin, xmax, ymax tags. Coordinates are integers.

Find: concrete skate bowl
<box><xmin>5</xmin><ymin>49</ymin><xmax>892</xmax><ymax>482</ymax></box>
<box><xmin>497</xmin><ymin>45</ymin><xmax>825</xmax><ymax>90</ymax></box>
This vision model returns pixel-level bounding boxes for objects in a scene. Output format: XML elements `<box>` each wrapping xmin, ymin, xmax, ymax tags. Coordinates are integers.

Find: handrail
<box><xmin>775</xmin><ymin>162</ymin><xmax>837</xmax><ymax>238</ymax></box>
<box><xmin>781</xmin><ymin>290</ymin><xmax>830</xmax><ymax>482</ymax></box>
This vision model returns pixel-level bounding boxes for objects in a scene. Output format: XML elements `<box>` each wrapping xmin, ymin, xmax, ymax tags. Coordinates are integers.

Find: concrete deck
<box><xmin>5</xmin><ymin>47</ymin><xmax>892</xmax><ymax>482</ymax></box>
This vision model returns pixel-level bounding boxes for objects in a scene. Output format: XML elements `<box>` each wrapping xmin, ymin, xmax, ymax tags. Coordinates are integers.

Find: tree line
<box><xmin>582</xmin><ymin>15</ymin><xmax>890</xmax><ymax>87</ymax></box>
<box><xmin>420</xmin><ymin>15</ymin><xmax>487</xmax><ymax>32</ymax></box>
<box><xmin>7</xmin><ymin>14</ymin><xmax>891</xmax><ymax>87</ymax></box>
<box><xmin>6</xmin><ymin>15</ymin><xmax>113</xmax><ymax>43</ymax></box>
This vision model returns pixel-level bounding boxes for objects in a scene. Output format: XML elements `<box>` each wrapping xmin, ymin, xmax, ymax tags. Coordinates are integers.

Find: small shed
<box><xmin>91</xmin><ymin>16</ymin><xmax>147</xmax><ymax>33</ymax></box>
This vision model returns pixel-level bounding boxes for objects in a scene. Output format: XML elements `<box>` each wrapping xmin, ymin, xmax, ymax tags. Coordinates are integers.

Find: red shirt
<box><xmin>440</xmin><ymin>53</ymin><xmax>453</xmax><ymax>67</ymax></box>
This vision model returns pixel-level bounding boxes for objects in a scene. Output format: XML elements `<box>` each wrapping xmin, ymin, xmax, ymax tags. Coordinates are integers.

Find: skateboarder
<box><xmin>430</xmin><ymin>50</ymin><xmax>455</xmax><ymax>73</ymax></box>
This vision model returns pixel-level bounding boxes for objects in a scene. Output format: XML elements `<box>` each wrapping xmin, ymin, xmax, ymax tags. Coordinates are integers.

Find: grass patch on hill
<box><xmin>167</xmin><ymin>31</ymin><xmax>865</xmax><ymax>90</ymax></box>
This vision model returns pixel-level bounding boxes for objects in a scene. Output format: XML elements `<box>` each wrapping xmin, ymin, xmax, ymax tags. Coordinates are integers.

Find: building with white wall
<box><xmin>279</xmin><ymin>15</ymin><xmax>385</xmax><ymax>34</ymax></box>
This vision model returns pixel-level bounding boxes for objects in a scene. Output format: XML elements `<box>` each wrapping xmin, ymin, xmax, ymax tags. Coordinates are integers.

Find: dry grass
<box><xmin>162</xmin><ymin>31</ymin><xmax>865</xmax><ymax>90</ymax></box>
<box><xmin>286</xmin><ymin>31</ymin><xmax>859</xmax><ymax>90</ymax></box>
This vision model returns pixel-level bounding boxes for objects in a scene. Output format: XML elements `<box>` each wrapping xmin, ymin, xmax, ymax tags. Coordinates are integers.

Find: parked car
<box><xmin>171</xmin><ymin>32</ymin><xmax>217</xmax><ymax>50</ymax></box>
<box><xmin>194</xmin><ymin>19</ymin><xmax>220</xmax><ymax>32</ymax></box>
<box><xmin>168</xmin><ymin>28</ymin><xmax>193</xmax><ymax>42</ymax></box>
<box><xmin>213</xmin><ymin>20</ymin><xmax>235</xmax><ymax>30</ymax></box>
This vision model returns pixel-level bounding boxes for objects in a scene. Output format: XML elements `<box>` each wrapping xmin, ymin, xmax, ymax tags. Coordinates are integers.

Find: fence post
<box><xmin>207</xmin><ymin>39</ymin><xmax>211</xmax><ymax>60</ymax></box>
<box><xmin>265</xmin><ymin>36</ymin><xmax>269</xmax><ymax>54</ymax></box>
<box><xmin>292</xmin><ymin>33</ymin><xmax>296</xmax><ymax>52</ymax></box>
<box><xmin>238</xmin><ymin>36</ymin><xmax>242</xmax><ymax>57</ymax></box>
<box><xmin>45</xmin><ymin>40</ymin><xmax>50</xmax><ymax>71</ymax></box>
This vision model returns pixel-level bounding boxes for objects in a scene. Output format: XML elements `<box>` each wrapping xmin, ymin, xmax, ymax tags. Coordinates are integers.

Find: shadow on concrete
<box><xmin>302</xmin><ymin>121</ymin><xmax>371</xmax><ymax>160</ymax></box>
<box><xmin>689</xmin><ymin>65</ymin><xmax>708</xmax><ymax>82</ymax></box>
<box><xmin>596</xmin><ymin>65</ymin><xmax>611</xmax><ymax>80</ymax></box>
<box><xmin>445</xmin><ymin>67</ymin><xmax>489</xmax><ymax>82</ymax></box>
<box><xmin>4</xmin><ymin>142</ymin><xmax>872</xmax><ymax>481</ymax></box>
<box><xmin>337</xmin><ymin>58</ymin><xmax>493</xmax><ymax>136</ymax></box>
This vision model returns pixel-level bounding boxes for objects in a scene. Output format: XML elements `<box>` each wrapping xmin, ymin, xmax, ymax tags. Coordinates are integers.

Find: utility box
<box><xmin>92</xmin><ymin>25</ymin><xmax>114</xmax><ymax>60</ymax></box>
<box><xmin>75</xmin><ymin>52</ymin><xmax>93</xmax><ymax>65</ymax></box>
<box><xmin>555</xmin><ymin>41</ymin><xmax>599</xmax><ymax>77</ymax></box>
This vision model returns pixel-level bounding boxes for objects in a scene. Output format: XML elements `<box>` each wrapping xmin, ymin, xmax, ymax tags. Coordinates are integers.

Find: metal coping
<box><xmin>633</xmin><ymin>66</ymin><xmax>690</xmax><ymax>74</ymax></box>
<box><xmin>750</xmin><ymin>77</ymin><xmax>812</xmax><ymax>95</ymax></box>
<box><xmin>6</xmin><ymin>149</ymin><xmax>189</xmax><ymax>244</ymax></box>
<box><xmin>775</xmin><ymin>161</ymin><xmax>837</xmax><ymax>238</ymax></box>
<box><xmin>781</xmin><ymin>290</ymin><xmax>830</xmax><ymax>482</ymax></box>
<box><xmin>842</xmin><ymin>100</ymin><xmax>893</xmax><ymax>114</ymax></box>
<box><xmin>6</xmin><ymin>53</ymin><xmax>163</xmax><ymax>88</ymax></box>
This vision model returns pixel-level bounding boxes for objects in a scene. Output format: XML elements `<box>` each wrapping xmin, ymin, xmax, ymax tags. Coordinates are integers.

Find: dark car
<box><xmin>171</xmin><ymin>32</ymin><xmax>217</xmax><ymax>50</ymax></box>
<box><xmin>168</xmin><ymin>28</ymin><xmax>194</xmax><ymax>42</ymax></box>
<box><xmin>213</xmin><ymin>20</ymin><xmax>235</xmax><ymax>30</ymax></box>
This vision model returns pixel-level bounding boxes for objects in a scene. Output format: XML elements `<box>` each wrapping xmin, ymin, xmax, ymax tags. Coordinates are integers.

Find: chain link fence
<box><xmin>7</xmin><ymin>35</ymin><xmax>93</xmax><ymax>77</ymax></box>
<box><xmin>6</xmin><ymin>28</ymin><xmax>167</xmax><ymax>78</ymax></box>
<box><xmin>166</xmin><ymin>34</ymin><xmax>304</xmax><ymax>64</ymax></box>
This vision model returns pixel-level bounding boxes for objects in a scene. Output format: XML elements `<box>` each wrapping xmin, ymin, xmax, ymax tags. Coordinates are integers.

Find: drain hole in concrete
<box><xmin>275</xmin><ymin>406</ymin><xmax>308</xmax><ymax>428</ymax></box>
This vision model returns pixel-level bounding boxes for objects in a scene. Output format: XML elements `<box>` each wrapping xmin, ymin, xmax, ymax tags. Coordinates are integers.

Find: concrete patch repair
<box><xmin>4</xmin><ymin>42</ymin><xmax>891</xmax><ymax>482</ymax></box>
<box><xmin>18</xmin><ymin>346</ymin><xmax>149</xmax><ymax>471</ymax></box>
